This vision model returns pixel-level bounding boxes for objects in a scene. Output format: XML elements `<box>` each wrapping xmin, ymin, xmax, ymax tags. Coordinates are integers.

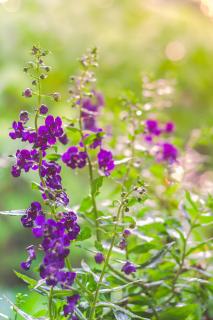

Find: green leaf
<box><xmin>66</xmin><ymin>127</ymin><xmax>81</xmax><ymax>144</ymax></box>
<box><xmin>14</xmin><ymin>271</ymin><xmax>37</xmax><ymax>287</ymax></box>
<box><xmin>0</xmin><ymin>313</ymin><xmax>9</xmax><ymax>319</ymax></box>
<box><xmin>95</xmin><ymin>240</ymin><xmax>104</xmax><ymax>252</ymax></box>
<box><xmin>84</xmin><ymin>133</ymin><xmax>97</xmax><ymax>145</ymax></box>
<box><xmin>159</xmin><ymin>304</ymin><xmax>201</xmax><ymax>320</ymax></box>
<box><xmin>123</xmin><ymin>216</ymin><xmax>136</xmax><ymax>228</ymax></box>
<box><xmin>75</xmin><ymin>307</ymin><xmax>87</xmax><ymax>320</ymax></box>
<box><xmin>31</xmin><ymin>182</ymin><xmax>40</xmax><ymax>191</ymax></box>
<box><xmin>186</xmin><ymin>237</ymin><xmax>213</xmax><ymax>256</ymax></box>
<box><xmin>77</xmin><ymin>226</ymin><xmax>92</xmax><ymax>241</ymax></box>
<box><xmin>0</xmin><ymin>210</ymin><xmax>25</xmax><ymax>216</ymax></box>
<box><xmin>46</xmin><ymin>153</ymin><xmax>61</xmax><ymax>161</ymax></box>
<box><xmin>97</xmin><ymin>302</ymin><xmax>148</xmax><ymax>319</ymax></box>
<box><xmin>128</xmin><ymin>242</ymin><xmax>158</xmax><ymax>254</ymax></box>
<box><xmin>3</xmin><ymin>296</ymin><xmax>36</xmax><ymax>320</ymax></box>
<box><xmin>114</xmin><ymin>311</ymin><xmax>131</xmax><ymax>320</ymax></box>
<box><xmin>91</xmin><ymin>176</ymin><xmax>103</xmax><ymax>196</ymax></box>
<box><xmin>79</xmin><ymin>196</ymin><xmax>93</xmax><ymax>212</ymax></box>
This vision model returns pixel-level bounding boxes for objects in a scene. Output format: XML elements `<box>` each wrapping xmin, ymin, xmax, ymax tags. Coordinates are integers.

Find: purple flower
<box><xmin>119</xmin><ymin>239</ymin><xmax>127</xmax><ymax>250</ymax></box>
<box><xmin>19</xmin><ymin>111</ymin><xmax>29</xmax><ymax>123</ymax></box>
<box><xmin>21</xmin><ymin>202</ymin><xmax>43</xmax><ymax>228</ymax></box>
<box><xmin>97</xmin><ymin>149</ymin><xmax>114</xmax><ymax>176</ymax></box>
<box><xmin>62</xmin><ymin>146</ymin><xmax>87</xmax><ymax>169</ymax></box>
<box><xmin>9</xmin><ymin>121</ymin><xmax>25</xmax><ymax>140</ymax></box>
<box><xmin>9</xmin><ymin>121</ymin><xmax>36</xmax><ymax>143</ymax></box>
<box><xmin>122</xmin><ymin>261</ymin><xmax>136</xmax><ymax>275</ymax></box>
<box><xmin>23</xmin><ymin>88</ymin><xmax>32</xmax><ymax>98</ymax></box>
<box><xmin>123</xmin><ymin>229</ymin><xmax>131</xmax><ymax>237</ymax></box>
<box><xmin>63</xmin><ymin>294</ymin><xmax>80</xmax><ymax>317</ymax></box>
<box><xmin>158</xmin><ymin>142</ymin><xmax>178</xmax><ymax>163</ymax></box>
<box><xmin>36</xmin><ymin>115</ymin><xmax>64</xmax><ymax>149</ymax></box>
<box><xmin>145</xmin><ymin>119</ymin><xmax>161</xmax><ymax>136</ymax></box>
<box><xmin>11</xmin><ymin>149</ymin><xmax>40</xmax><ymax>177</ymax></box>
<box><xmin>59</xmin><ymin>133</ymin><xmax>69</xmax><ymax>145</ymax></box>
<box><xmin>164</xmin><ymin>122</ymin><xmax>175</xmax><ymax>134</ymax></box>
<box><xmin>30</xmin><ymin>211</ymin><xmax>80</xmax><ymax>287</ymax></box>
<box><xmin>20</xmin><ymin>245</ymin><xmax>36</xmax><ymax>270</ymax></box>
<box><xmin>95</xmin><ymin>252</ymin><xmax>104</xmax><ymax>264</ymax></box>
<box><xmin>39</xmin><ymin>104</ymin><xmax>48</xmax><ymax>115</ymax></box>
<box><xmin>81</xmin><ymin>91</ymin><xmax>104</xmax><ymax>132</ymax></box>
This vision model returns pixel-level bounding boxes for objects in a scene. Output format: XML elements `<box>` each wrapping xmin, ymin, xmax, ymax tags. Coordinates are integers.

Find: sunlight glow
<box><xmin>200</xmin><ymin>0</ymin><xmax>213</xmax><ymax>17</ymax></box>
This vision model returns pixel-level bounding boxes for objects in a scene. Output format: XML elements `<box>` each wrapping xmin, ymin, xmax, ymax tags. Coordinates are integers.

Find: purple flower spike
<box><xmin>97</xmin><ymin>149</ymin><xmax>114</xmax><ymax>176</ymax></box>
<box><xmin>81</xmin><ymin>91</ymin><xmax>104</xmax><ymax>132</ymax></box>
<box><xmin>95</xmin><ymin>252</ymin><xmax>104</xmax><ymax>264</ymax></box>
<box><xmin>122</xmin><ymin>261</ymin><xmax>136</xmax><ymax>275</ymax></box>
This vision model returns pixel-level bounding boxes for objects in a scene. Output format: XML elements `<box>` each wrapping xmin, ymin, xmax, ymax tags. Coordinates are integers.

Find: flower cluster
<box><xmin>62</xmin><ymin>91</ymin><xmax>115</xmax><ymax>176</ymax></box>
<box><xmin>32</xmin><ymin>211</ymin><xmax>80</xmax><ymax>287</ymax></box>
<box><xmin>21</xmin><ymin>204</ymin><xmax>80</xmax><ymax>287</ymax></box>
<box><xmin>144</xmin><ymin>119</ymin><xmax>178</xmax><ymax>163</ymax></box>
<box><xmin>62</xmin><ymin>146</ymin><xmax>87</xmax><ymax>169</ymax></box>
<box><xmin>9</xmin><ymin>46</ymin><xmax>81</xmax><ymax>317</ymax></box>
<box><xmin>81</xmin><ymin>91</ymin><xmax>104</xmax><ymax>132</ymax></box>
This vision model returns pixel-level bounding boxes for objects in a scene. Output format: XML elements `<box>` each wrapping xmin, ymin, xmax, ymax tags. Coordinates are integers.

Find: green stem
<box><xmin>48</xmin><ymin>286</ymin><xmax>54</xmax><ymax>320</ymax></box>
<box><xmin>88</xmin><ymin>199</ymin><xmax>125</xmax><ymax>320</ymax></box>
<box><xmin>78</xmin><ymin>102</ymin><xmax>101</xmax><ymax>241</ymax></box>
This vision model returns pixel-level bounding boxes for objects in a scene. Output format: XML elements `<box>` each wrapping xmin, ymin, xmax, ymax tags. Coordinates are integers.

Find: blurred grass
<box><xmin>0</xmin><ymin>0</ymin><xmax>213</xmax><ymax>310</ymax></box>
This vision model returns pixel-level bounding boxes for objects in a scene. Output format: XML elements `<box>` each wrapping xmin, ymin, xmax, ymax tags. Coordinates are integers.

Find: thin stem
<box><xmin>88</xmin><ymin>199</ymin><xmax>125</xmax><ymax>320</ymax></box>
<box><xmin>48</xmin><ymin>286</ymin><xmax>54</xmax><ymax>320</ymax></box>
<box><xmin>78</xmin><ymin>101</ymin><xmax>101</xmax><ymax>241</ymax></box>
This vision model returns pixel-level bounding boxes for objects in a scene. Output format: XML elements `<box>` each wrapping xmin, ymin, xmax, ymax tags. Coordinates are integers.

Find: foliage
<box><xmin>1</xmin><ymin>46</ymin><xmax>213</xmax><ymax>320</ymax></box>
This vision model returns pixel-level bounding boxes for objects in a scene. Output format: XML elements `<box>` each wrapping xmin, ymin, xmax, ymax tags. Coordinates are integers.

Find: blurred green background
<box><xmin>1</xmin><ymin>0</ymin><xmax>213</xmax><ymax>315</ymax></box>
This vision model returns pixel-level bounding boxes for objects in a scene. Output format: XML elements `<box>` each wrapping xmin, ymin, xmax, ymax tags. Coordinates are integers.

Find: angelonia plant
<box><xmin>2</xmin><ymin>46</ymin><xmax>213</xmax><ymax>320</ymax></box>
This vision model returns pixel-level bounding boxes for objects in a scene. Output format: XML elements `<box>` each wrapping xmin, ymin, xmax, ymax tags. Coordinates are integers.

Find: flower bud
<box><xmin>39</xmin><ymin>105</ymin><xmax>48</xmax><ymax>115</ymax></box>
<box><xmin>19</xmin><ymin>111</ymin><xmax>29</xmax><ymax>123</ymax></box>
<box><xmin>23</xmin><ymin>88</ymin><xmax>32</xmax><ymax>98</ymax></box>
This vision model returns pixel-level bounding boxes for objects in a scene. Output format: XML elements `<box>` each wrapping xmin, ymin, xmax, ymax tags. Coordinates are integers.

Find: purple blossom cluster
<box><xmin>62</xmin><ymin>146</ymin><xmax>87</xmax><ymax>169</ymax></box>
<box><xmin>62</xmin><ymin>92</ymin><xmax>115</xmax><ymax>176</ymax></box>
<box><xmin>21</xmin><ymin>202</ymin><xmax>80</xmax><ymax>316</ymax></box>
<box><xmin>144</xmin><ymin>119</ymin><xmax>178</xmax><ymax>163</ymax></box>
<box><xmin>81</xmin><ymin>91</ymin><xmax>104</xmax><ymax>132</ymax></box>
<box><xmin>32</xmin><ymin>210</ymin><xmax>80</xmax><ymax>287</ymax></box>
<box><xmin>21</xmin><ymin>203</ymin><xmax>80</xmax><ymax>284</ymax></box>
<box><xmin>10</xmin><ymin>113</ymin><xmax>65</xmax><ymax>150</ymax></box>
<box><xmin>10</xmin><ymin>111</ymin><xmax>70</xmax><ymax>206</ymax></box>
